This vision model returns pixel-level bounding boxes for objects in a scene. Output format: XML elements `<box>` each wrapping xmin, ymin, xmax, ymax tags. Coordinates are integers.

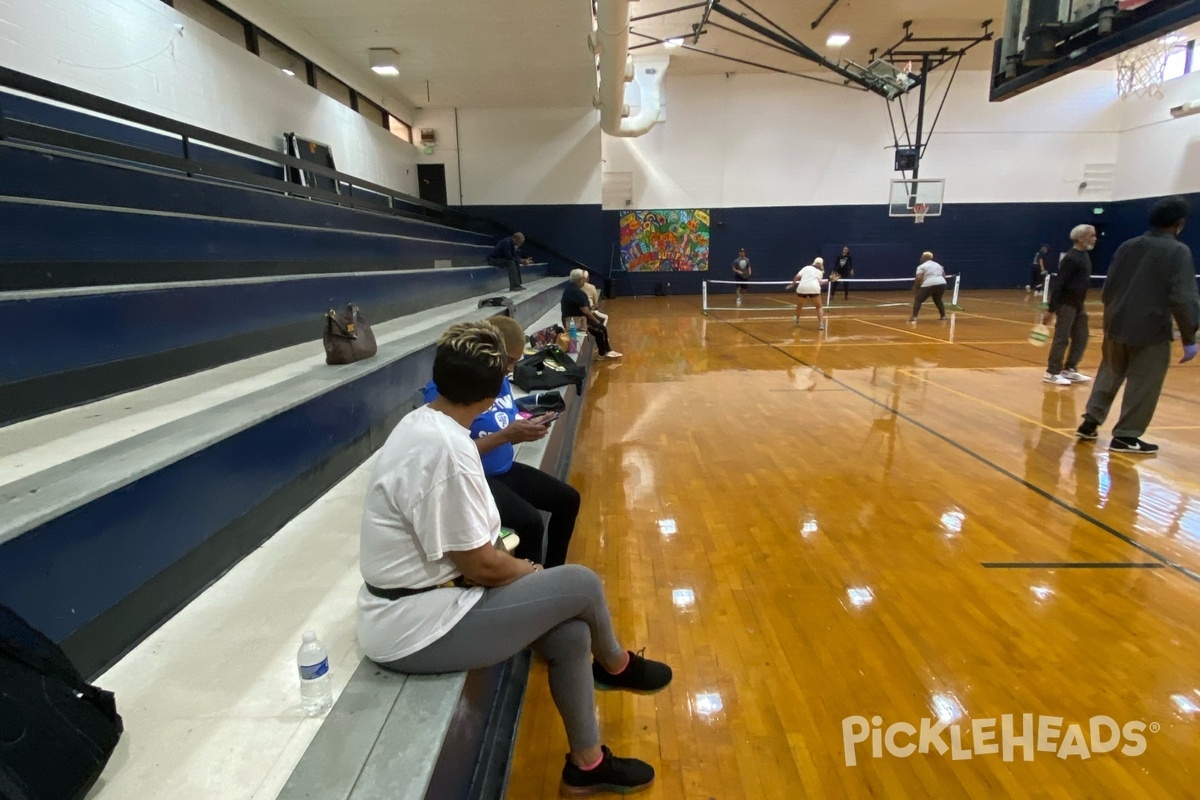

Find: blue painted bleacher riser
<box><xmin>0</xmin><ymin>200</ymin><xmax>491</xmax><ymax>264</ymax></box>
<box><xmin>3</xmin><ymin>266</ymin><xmax>544</xmax><ymax>381</ymax></box>
<box><xmin>0</xmin><ymin>265</ymin><xmax>549</xmax><ymax>424</ymax></box>
<box><xmin>0</xmin><ymin>146</ymin><xmax>491</xmax><ymax>247</ymax></box>
<box><xmin>0</xmin><ymin>285</ymin><xmax>563</xmax><ymax>679</ymax></box>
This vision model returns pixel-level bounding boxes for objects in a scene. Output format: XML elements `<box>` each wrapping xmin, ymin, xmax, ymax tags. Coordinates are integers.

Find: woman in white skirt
<box><xmin>786</xmin><ymin>257</ymin><xmax>829</xmax><ymax>330</ymax></box>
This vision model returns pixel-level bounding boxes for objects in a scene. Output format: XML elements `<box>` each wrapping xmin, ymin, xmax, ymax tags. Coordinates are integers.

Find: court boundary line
<box><xmin>981</xmin><ymin>561</ymin><xmax>1165</xmax><ymax>569</ymax></box>
<box><xmin>701</xmin><ymin>306</ymin><xmax>1200</xmax><ymax>585</ymax></box>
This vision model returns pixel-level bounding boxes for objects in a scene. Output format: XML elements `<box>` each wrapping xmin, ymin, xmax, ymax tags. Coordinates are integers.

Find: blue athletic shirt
<box><xmin>422</xmin><ymin>378</ymin><xmax>516</xmax><ymax>475</ymax></box>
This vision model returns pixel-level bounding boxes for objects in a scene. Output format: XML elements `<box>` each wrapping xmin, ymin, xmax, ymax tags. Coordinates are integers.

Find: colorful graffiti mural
<box><xmin>618</xmin><ymin>209</ymin><xmax>710</xmax><ymax>272</ymax></box>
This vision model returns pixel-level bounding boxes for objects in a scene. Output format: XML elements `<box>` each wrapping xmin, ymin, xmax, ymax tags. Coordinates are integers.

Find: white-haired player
<box><xmin>786</xmin><ymin>257</ymin><xmax>829</xmax><ymax>330</ymax></box>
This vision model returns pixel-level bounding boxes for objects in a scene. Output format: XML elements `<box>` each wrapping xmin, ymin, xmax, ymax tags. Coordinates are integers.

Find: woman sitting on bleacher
<box><xmin>422</xmin><ymin>315</ymin><xmax>580</xmax><ymax>568</ymax></box>
<box><xmin>358</xmin><ymin>321</ymin><xmax>671</xmax><ymax>796</ymax></box>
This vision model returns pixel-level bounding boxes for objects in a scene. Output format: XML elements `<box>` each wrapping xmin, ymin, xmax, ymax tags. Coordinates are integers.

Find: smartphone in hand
<box><xmin>529</xmin><ymin>412</ymin><xmax>560</xmax><ymax>426</ymax></box>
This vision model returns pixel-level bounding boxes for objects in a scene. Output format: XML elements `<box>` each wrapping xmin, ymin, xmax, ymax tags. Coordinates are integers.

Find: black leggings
<box><xmin>488</xmin><ymin>462</ymin><xmax>581</xmax><ymax>567</ymax></box>
<box><xmin>912</xmin><ymin>284</ymin><xmax>946</xmax><ymax>319</ymax></box>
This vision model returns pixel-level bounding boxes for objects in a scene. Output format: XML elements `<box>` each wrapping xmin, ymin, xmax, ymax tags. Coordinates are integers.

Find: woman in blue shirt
<box><xmin>424</xmin><ymin>315</ymin><xmax>580</xmax><ymax>566</ymax></box>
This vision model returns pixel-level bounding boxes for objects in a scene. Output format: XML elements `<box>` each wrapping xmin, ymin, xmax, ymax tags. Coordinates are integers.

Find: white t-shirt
<box><xmin>794</xmin><ymin>265</ymin><xmax>824</xmax><ymax>295</ymax></box>
<box><xmin>357</xmin><ymin>405</ymin><xmax>500</xmax><ymax>663</ymax></box>
<box><xmin>916</xmin><ymin>260</ymin><xmax>947</xmax><ymax>288</ymax></box>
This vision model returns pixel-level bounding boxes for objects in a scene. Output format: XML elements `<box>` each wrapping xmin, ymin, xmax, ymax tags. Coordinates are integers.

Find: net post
<box><xmin>702</xmin><ymin>281</ymin><xmax>708</xmax><ymax>315</ymax></box>
<box><xmin>950</xmin><ymin>273</ymin><xmax>961</xmax><ymax>310</ymax></box>
<box><xmin>1040</xmin><ymin>273</ymin><xmax>1051</xmax><ymax>308</ymax></box>
<box><xmin>826</xmin><ymin>278</ymin><xmax>833</xmax><ymax>305</ymax></box>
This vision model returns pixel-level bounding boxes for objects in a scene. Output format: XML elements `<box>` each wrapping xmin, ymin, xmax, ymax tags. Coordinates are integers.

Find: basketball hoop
<box><xmin>1116</xmin><ymin>37</ymin><xmax>1182</xmax><ymax>99</ymax></box>
<box><xmin>913</xmin><ymin>203</ymin><xmax>929</xmax><ymax>224</ymax></box>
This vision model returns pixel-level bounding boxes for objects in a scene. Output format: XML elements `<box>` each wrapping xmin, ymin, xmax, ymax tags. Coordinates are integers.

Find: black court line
<box><xmin>982</xmin><ymin>562</ymin><xmax>1166</xmax><ymax>570</ymax></box>
<box><xmin>699</xmin><ymin>305</ymin><xmax>1200</xmax><ymax>586</ymax></box>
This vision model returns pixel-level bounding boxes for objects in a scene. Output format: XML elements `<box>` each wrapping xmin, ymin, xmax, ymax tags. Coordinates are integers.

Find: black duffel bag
<box><xmin>512</xmin><ymin>347</ymin><xmax>587</xmax><ymax>395</ymax></box>
<box><xmin>0</xmin><ymin>604</ymin><xmax>124</xmax><ymax>800</ymax></box>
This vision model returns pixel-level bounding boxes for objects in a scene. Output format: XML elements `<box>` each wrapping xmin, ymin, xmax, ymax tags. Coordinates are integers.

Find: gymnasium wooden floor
<box><xmin>506</xmin><ymin>290</ymin><xmax>1200</xmax><ymax>799</ymax></box>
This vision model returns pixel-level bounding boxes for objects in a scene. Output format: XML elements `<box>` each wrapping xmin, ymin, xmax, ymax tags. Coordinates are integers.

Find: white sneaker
<box><xmin>736</xmin><ymin>297</ymin><xmax>742</xmax><ymax>306</ymax></box>
<box><xmin>605</xmin><ymin>351</ymin><xmax>623</xmax><ymax>358</ymax></box>
<box><xmin>1043</xmin><ymin>372</ymin><xmax>1071</xmax><ymax>385</ymax></box>
<box><xmin>1061</xmin><ymin>370</ymin><xmax>1092</xmax><ymax>383</ymax></box>
<box><xmin>793</xmin><ymin>316</ymin><xmax>799</xmax><ymax>325</ymax></box>
<box><xmin>818</xmin><ymin>323</ymin><xmax>825</xmax><ymax>331</ymax></box>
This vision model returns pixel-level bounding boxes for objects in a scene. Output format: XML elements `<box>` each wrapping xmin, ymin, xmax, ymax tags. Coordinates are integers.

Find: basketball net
<box><xmin>1116</xmin><ymin>37</ymin><xmax>1180</xmax><ymax>99</ymax></box>
<box><xmin>913</xmin><ymin>203</ymin><xmax>928</xmax><ymax>224</ymax></box>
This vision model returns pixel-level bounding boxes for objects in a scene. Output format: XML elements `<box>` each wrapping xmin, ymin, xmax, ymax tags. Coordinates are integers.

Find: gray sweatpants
<box><xmin>1084</xmin><ymin>338</ymin><xmax>1172</xmax><ymax>439</ymax></box>
<box><xmin>1047</xmin><ymin>304</ymin><xmax>1089</xmax><ymax>374</ymax></box>
<box><xmin>378</xmin><ymin>565</ymin><xmax>623</xmax><ymax>752</ymax></box>
<box><xmin>911</xmin><ymin>284</ymin><xmax>946</xmax><ymax>319</ymax></box>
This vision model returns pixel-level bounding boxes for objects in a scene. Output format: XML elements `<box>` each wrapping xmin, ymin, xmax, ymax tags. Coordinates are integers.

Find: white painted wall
<box><xmin>453</xmin><ymin>107</ymin><xmax>602</xmax><ymax>205</ymax></box>
<box><xmin>412</xmin><ymin>107</ymin><xmax>462</xmax><ymax>204</ymax></box>
<box><xmin>0</xmin><ymin>0</ymin><xmax>419</xmax><ymax>193</ymax></box>
<box><xmin>1113</xmin><ymin>69</ymin><xmax>1200</xmax><ymax>199</ymax></box>
<box><xmin>602</xmin><ymin>69</ymin><xmax>1123</xmax><ymax>208</ymax></box>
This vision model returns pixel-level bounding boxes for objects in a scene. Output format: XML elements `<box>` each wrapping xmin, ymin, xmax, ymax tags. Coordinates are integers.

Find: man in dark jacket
<box><xmin>489</xmin><ymin>232</ymin><xmax>530</xmax><ymax>291</ymax></box>
<box><xmin>1042</xmin><ymin>225</ymin><xmax>1096</xmax><ymax>385</ymax></box>
<box><xmin>1077</xmin><ymin>197</ymin><xmax>1199</xmax><ymax>453</ymax></box>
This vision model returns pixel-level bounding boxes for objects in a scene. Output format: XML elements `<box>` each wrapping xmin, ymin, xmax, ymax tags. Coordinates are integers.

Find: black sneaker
<box><xmin>560</xmin><ymin>746</ymin><xmax>654</xmax><ymax>797</ymax></box>
<box><xmin>592</xmin><ymin>649</ymin><xmax>672</xmax><ymax>694</ymax></box>
<box><xmin>1076</xmin><ymin>420</ymin><xmax>1098</xmax><ymax>440</ymax></box>
<box><xmin>1110</xmin><ymin>437</ymin><xmax>1158</xmax><ymax>454</ymax></box>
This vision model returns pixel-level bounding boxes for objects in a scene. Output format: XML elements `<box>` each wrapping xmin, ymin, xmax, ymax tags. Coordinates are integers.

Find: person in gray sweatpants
<box><xmin>1041</xmin><ymin>224</ymin><xmax>1097</xmax><ymax>386</ymax></box>
<box><xmin>1076</xmin><ymin>197</ymin><xmax>1200</xmax><ymax>453</ymax></box>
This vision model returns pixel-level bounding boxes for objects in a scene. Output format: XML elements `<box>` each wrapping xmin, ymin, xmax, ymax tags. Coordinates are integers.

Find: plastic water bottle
<box><xmin>297</xmin><ymin>630</ymin><xmax>332</xmax><ymax>716</ymax></box>
<box><xmin>568</xmin><ymin>319</ymin><xmax>579</xmax><ymax>354</ymax></box>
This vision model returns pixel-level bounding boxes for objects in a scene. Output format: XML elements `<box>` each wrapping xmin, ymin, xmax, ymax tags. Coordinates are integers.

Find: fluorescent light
<box><xmin>369</xmin><ymin>48</ymin><xmax>400</xmax><ymax>76</ymax></box>
<box><xmin>281</xmin><ymin>68</ymin><xmax>295</xmax><ymax>76</ymax></box>
<box><xmin>826</xmin><ymin>33</ymin><xmax>851</xmax><ymax>47</ymax></box>
<box><xmin>664</xmin><ymin>37</ymin><xmax>683</xmax><ymax>49</ymax></box>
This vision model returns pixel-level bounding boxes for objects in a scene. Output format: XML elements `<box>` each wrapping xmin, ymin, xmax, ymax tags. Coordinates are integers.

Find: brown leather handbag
<box><xmin>323</xmin><ymin>304</ymin><xmax>378</xmax><ymax>365</ymax></box>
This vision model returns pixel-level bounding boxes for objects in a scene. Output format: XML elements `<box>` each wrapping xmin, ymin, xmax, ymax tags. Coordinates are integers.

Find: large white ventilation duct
<box><xmin>592</xmin><ymin>0</ymin><xmax>668</xmax><ymax>137</ymax></box>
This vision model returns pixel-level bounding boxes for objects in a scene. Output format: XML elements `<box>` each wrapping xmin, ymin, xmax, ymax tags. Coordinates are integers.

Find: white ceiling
<box><xmin>250</xmin><ymin>0</ymin><xmax>598</xmax><ymax>109</ymax></box>
<box><xmin>256</xmin><ymin>0</ymin><xmax>1010</xmax><ymax>109</ymax></box>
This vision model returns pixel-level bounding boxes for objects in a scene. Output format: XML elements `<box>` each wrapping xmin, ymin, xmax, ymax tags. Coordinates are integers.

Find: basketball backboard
<box><xmin>888</xmin><ymin>179</ymin><xmax>945</xmax><ymax>218</ymax></box>
<box><xmin>991</xmin><ymin>0</ymin><xmax>1200</xmax><ymax>101</ymax></box>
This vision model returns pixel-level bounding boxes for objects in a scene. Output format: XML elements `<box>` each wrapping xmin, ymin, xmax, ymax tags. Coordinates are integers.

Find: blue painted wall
<box><xmin>465</xmin><ymin>204</ymin><xmax>605</xmax><ymax>275</ymax></box>
<box><xmin>599</xmin><ymin>196</ymin><xmax>1200</xmax><ymax>296</ymax></box>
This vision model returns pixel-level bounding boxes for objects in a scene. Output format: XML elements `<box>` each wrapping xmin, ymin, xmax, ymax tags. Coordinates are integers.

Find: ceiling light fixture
<box><xmin>664</xmin><ymin>38</ymin><xmax>683</xmax><ymax>49</ymax></box>
<box><xmin>369</xmin><ymin>48</ymin><xmax>400</xmax><ymax>76</ymax></box>
<box><xmin>826</xmin><ymin>33</ymin><xmax>851</xmax><ymax>47</ymax></box>
<box><xmin>281</xmin><ymin>68</ymin><xmax>295</xmax><ymax>77</ymax></box>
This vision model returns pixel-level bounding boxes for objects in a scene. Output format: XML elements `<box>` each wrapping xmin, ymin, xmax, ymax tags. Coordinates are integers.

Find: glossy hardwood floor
<box><xmin>506</xmin><ymin>290</ymin><xmax>1200</xmax><ymax>799</ymax></box>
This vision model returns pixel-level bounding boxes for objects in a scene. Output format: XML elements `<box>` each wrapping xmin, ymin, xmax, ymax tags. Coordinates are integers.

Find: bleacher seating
<box><xmin>0</xmin><ymin>65</ymin><xmax>599</xmax><ymax>800</ymax></box>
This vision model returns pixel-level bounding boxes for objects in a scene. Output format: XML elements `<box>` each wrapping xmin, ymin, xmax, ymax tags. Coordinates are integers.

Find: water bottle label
<box><xmin>299</xmin><ymin>658</ymin><xmax>329</xmax><ymax>681</ymax></box>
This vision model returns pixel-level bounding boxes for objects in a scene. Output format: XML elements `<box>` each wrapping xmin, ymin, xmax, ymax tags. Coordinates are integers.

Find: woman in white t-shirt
<box><xmin>910</xmin><ymin>251</ymin><xmax>949</xmax><ymax>323</ymax></box>
<box><xmin>357</xmin><ymin>321</ymin><xmax>671</xmax><ymax>796</ymax></box>
<box><xmin>786</xmin><ymin>256</ymin><xmax>829</xmax><ymax>331</ymax></box>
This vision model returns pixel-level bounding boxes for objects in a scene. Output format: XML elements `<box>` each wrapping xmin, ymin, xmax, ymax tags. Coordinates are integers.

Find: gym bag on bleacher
<box><xmin>512</xmin><ymin>347</ymin><xmax>586</xmax><ymax>395</ymax></box>
<box><xmin>0</xmin><ymin>603</ymin><xmax>123</xmax><ymax>800</ymax></box>
<box><xmin>478</xmin><ymin>296</ymin><xmax>517</xmax><ymax>317</ymax></box>
<box><xmin>324</xmin><ymin>304</ymin><xmax>378</xmax><ymax>365</ymax></box>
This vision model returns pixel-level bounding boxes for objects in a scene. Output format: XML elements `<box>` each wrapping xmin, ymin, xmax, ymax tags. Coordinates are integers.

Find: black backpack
<box><xmin>0</xmin><ymin>604</ymin><xmax>123</xmax><ymax>800</ymax></box>
<box><xmin>478</xmin><ymin>296</ymin><xmax>517</xmax><ymax>317</ymax></box>
<box><xmin>512</xmin><ymin>347</ymin><xmax>587</xmax><ymax>395</ymax></box>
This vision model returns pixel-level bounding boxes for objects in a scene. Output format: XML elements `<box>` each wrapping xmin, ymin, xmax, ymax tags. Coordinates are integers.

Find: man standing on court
<box><xmin>1077</xmin><ymin>197</ymin><xmax>1199</xmax><ymax>453</ymax></box>
<box><xmin>733</xmin><ymin>248</ymin><xmax>752</xmax><ymax>306</ymax></box>
<box><xmin>1042</xmin><ymin>225</ymin><xmax>1096</xmax><ymax>386</ymax></box>
<box><xmin>1028</xmin><ymin>245</ymin><xmax>1050</xmax><ymax>293</ymax></box>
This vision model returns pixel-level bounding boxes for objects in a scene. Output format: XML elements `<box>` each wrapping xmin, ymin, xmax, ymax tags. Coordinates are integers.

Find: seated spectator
<box><xmin>423</xmin><ymin>315</ymin><xmax>580</xmax><ymax>568</ymax></box>
<box><xmin>488</xmin><ymin>232</ymin><xmax>532</xmax><ymax>291</ymax></box>
<box><xmin>358</xmin><ymin>321</ymin><xmax>671</xmax><ymax>795</ymax></box>
<box><xmin>563</xmin><ymin>269</ymin><xmax>622</xmax><ymax>358</ymax></box>
<box><xmin>583</xmin><ymin>270</ymin><xmax>609</xmax><ymax>325</ymax></box>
